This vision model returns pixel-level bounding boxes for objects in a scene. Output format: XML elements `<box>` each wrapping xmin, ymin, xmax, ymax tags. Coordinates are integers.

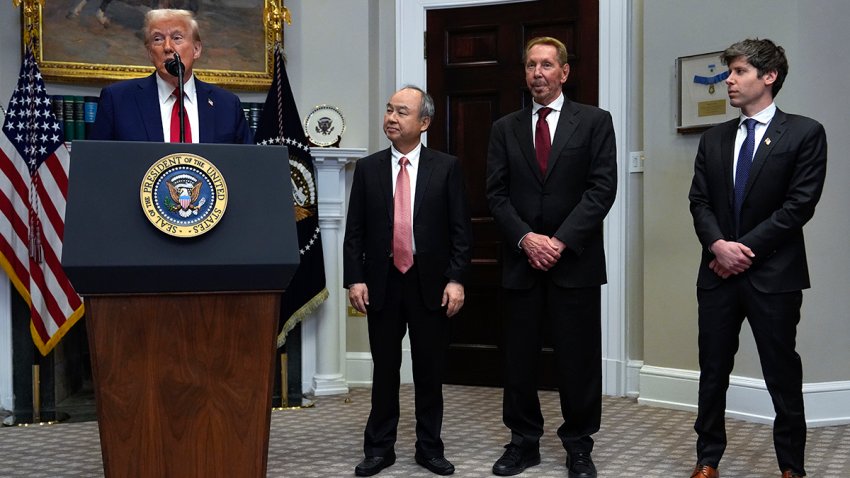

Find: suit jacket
<box><xmin>90</xmin><ymin>73</ymin><xmax>253</xmax><ymax>144</ymax></box>
<box><xmin>486</xmin><ymin>99</ymin><xmax>617</xmax><ymax>289</ymax></box>
<box><xmin>689</xmin><ymin>109</ymin><xmax>827</xmax><ymax>293</ymax></box>
<box><xmin>343</xmin><ymin>146</ymin><xmax>473</xmax><ymax>312</ymax></box>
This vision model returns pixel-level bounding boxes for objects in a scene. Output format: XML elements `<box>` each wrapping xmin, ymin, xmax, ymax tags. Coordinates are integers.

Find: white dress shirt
<box><xmin>156</xmin><ymin>73</ymin><xmax>199</xmax><ymax>143</ymax></box>
<box><xmin>531</xmin><ymin>92</ymin><xmax>565</xmax><ymax>146</ymax></box>
<box><xmin>733</xmin><ymin>102</ymin><xmax>776</xmax><ymax>182</ymax></box>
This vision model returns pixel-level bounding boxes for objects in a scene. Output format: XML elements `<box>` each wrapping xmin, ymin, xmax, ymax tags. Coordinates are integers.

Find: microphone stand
<box><xmin>166</xmin><ymin>52</ymin><xmax>186</xmax><ymax>143</ymax></box>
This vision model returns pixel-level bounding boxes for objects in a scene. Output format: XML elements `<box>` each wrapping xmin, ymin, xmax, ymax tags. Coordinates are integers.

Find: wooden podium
<box><xmin>62</xmin><ymin>141</ymin><xmax>300</xmax><ymax>477</ymax></box>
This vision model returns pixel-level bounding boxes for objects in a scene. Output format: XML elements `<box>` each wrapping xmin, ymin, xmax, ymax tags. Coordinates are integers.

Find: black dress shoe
<box><xmin>492</xmin><ymin>444</ymin><xmax>541</xmax><ymax>476</ymax></box>
<box><xmin>566</xmin><ymin>452</ymin><xmax>597</xmax><ymax>478</ymax></box>
<box><xmin>354</xmin><ymin>450</ymin><xmax>396</xmax><ymax>476</ymax></box>
<box><xmin>415</xmin><ymin>453</ymin><xmax>455</xmax><ymax>475</ymax></box>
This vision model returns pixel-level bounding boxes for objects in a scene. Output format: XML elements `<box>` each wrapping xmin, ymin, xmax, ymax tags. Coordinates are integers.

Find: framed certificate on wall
<box><xmin>677</xmin><ymin>52</ymin><xmax>739</xmax><ymax>134</ymax></box>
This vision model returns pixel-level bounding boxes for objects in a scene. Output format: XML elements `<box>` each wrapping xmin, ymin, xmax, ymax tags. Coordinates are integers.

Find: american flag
<box><xmin>0</xmin><ymin>48</ymin><xmax>84</xmax><ymax>356</ymax></box>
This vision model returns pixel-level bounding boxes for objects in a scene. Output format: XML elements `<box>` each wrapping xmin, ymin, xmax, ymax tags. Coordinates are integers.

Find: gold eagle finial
<box><xmin>265</xmin><ymin>0</ymin><xmax>292</xmax><ymax>45</ymax></box>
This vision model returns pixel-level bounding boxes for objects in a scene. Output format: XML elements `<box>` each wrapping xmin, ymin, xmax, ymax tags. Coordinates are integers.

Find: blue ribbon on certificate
<box><xmin>693</xmin><ymin>71</ymin><xmax>730</xmax><ymax>85</ymax></box>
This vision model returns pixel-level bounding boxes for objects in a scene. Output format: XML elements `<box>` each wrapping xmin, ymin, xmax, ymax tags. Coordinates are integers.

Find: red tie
<box><xmin>170</xmin><ymin>88</ymin><xmax>191</xmax><ymax>143</ymax></box>
<box><xmin>535</xmin><ymin>107</ymin><xmax>552</xmax><ymax>174</ymax></box>
<box><xmin>393</xmin><ymin>156</ymin><xmax>413</xmax><ymax>273</ymax></box>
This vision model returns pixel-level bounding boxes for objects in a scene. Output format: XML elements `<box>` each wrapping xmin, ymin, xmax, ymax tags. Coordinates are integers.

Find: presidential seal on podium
<box><xmin>140</xmin><ymin>153</ymin><xmax>228</xmax><ymax>237</ymax></box>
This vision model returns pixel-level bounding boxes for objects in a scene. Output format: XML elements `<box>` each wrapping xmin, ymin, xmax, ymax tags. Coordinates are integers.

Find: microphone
<box><xmin>165</xmin><ymin>52</ymin><xmax>187</xmax><ymax>142</ymax></box>
<box><xmin>164</xmin><ymin>53</ymin><xmax>185</xmax><ymax>77</ymax></box>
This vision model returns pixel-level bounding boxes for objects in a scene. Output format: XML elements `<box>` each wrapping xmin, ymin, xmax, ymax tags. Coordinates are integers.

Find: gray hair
<box><xmin>721</xmin><ymin>38</ymin><xmax>788</xmax><ymax>98</ymax></box>
<box><xmin>400</xmin><ymin>85</ymin><xmax>435</xmax><ymax>121</ymax></box>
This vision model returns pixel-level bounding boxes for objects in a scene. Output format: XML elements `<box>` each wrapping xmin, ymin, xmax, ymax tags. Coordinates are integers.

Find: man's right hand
<box><xmin>348</xmin><ymin>283</ymin><xmax>369</xmax><ymax>314</ymax></box>
<box><xmin>709</xmin><ymin>239</ymin><xmax>755</xmax><ymax>277</ymax></box>
<box><xmin>521</xmin><ymin>232</ymin><xmax>562</xmax><ymax>271</ymax></box>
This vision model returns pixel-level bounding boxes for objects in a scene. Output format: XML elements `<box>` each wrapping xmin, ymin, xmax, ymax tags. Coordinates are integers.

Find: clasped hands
<box><xmin>709</xmin><ymin>239</ymin><xmax>755</xmax><ymax>279</ymax></box>
<box><xmin>522</xmin><ymin>232</ymin><xmax>564</xmax><ymax>271</ymax></box>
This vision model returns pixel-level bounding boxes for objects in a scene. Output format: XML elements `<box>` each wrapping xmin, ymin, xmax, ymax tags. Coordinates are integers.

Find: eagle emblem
<box><xmin>166</xmin><ymin>177</ymin><xmax>205</xmax><ymax>217</ymax></box>
<box><xmin>315</xmin><ymin>116</ymin><xmax>335</xmax><ymax>136</ymax></box>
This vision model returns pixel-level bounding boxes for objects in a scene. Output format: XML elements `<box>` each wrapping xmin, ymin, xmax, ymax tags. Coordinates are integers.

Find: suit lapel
<box><xmin>413</xmin><ymin>147</ymin><xmax>435</xmax><ymax>220</ymax></box>
<box><xmin>379</xmin><ymin>149</ymin><xmax>394</xmax><ymax>223</ymax></box>
<box><xmin>743</xmin><ymin>110</ymin><xmax>787</xmax><ymax>200</ymax></box>
<box><xmin>720</xmin><ymin>119</ymin><xmax>738</xmax><ymax>210</ymax></box>
<box><xmin>511</xmin><ymin>106</ymin><xmax>539</xmax><ymax>182</ymax></box>
<box><xmin>546</xmin><ymin>99</ymin><xmax>579</xmax><ymax>180</ymax></box>
<box><xmin>195</xmin><ymin>79</ymin><xmax>215</xmax><ymax>143</ymax></box>
<box><xmin>136</xmin><ymin>74</ymin><xmax>164</xmax><ymax>142</ymax></box>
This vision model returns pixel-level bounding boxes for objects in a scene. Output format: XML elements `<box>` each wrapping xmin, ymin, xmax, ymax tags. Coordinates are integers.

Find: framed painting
<box><xmin>19</xmin><ymin>0</ymin><xmax>288</xmax><ymax>90</ymax></box>
<box><xmin>676</xmin><ymin>51</ymin><xmax>738</xmax><ymax>134</ymax></box>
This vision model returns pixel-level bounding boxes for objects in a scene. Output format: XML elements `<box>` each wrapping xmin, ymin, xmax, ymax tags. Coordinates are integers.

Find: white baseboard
<box><xmin>346</xmin><ymin>352</ymin><xmax>374</xmax><ymax>387</ymax></box>
<box><xmin>638</xmin><ymin>365</ymin><xmax>850</xmax><ymax>427</ymax></box>
<box><xmin>346</xmin><ymin>349</ymin><xmax>415</xmax><ymax>388</ymax></box>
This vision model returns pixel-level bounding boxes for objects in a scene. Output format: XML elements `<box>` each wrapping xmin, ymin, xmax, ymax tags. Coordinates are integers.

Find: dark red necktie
<box><xmin>535</xmin><ymin>107</ymin><xmax>552</xmax><ymax>174</ymax></box>
<box><xmin>170</xmin><ymin>88</ymin><xmax>191</xmax><ymax>143</ymax></box>
<box><xmin>393</xmin><ymin>157</ymin><xmax>413</xmax><ymax>273</ymax></box>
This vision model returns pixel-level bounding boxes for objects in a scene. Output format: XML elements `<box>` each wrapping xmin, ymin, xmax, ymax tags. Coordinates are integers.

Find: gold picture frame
<box><xmin>19</xmin><ymin>0</ymin><xmax>289</xmax><ymax>90</ymax></box>
<box><xmin>676</xmin><ymin>51</ymin><xmax>738</xmax><ymax>134</ymax></box>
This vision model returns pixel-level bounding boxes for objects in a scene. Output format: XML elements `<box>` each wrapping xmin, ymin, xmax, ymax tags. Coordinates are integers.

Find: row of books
<box><xmin>242</xmin><ymin>102</ymin><xmax>265</xmax><ymax>133</ymax></box>
<box><xmin>48</xmin><ymin>96</ymin><xmax>267</xmax><ymax>140</ymax></box>
<box><xmin>49</xmin><ymin>95</ymin><xmax>98</xmax><ymax>142</ymax></box>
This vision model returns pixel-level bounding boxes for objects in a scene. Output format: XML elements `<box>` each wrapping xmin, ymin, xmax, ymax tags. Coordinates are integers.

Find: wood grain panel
<box><xmin>447</xmin><ymin>93</ymin><xmax>498</xmax><ymax>218</ymax></box>
<box><xmin>86</xmin><ymin>293</ymin><xmax>279</xmax><ymax>478</ymax></box>
<box><xmin>446</xmin><ymin>27</ymin><xmax>499</xmax><ymax>65</ymax></box>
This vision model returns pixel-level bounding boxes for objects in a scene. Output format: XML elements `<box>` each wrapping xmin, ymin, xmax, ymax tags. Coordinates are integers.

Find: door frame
<box><xmin>396</xmin><ymin>0</ymin><xmax>631</xmax><ymax>396</ymax></box>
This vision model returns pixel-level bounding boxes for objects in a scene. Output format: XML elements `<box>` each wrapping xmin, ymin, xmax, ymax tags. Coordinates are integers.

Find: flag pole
<box><xmin>3</xmin><ymin>347</ymin><xmax>69</xmax><ymax>426</ymax></box>
<box><xmin>262</xmin><ymin>0</ymin><xmax>309</xmax><ymax>411</ymax></box>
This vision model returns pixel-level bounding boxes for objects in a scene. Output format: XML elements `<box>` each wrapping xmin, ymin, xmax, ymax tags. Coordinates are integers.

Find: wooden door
<box><xmin>426</xmin><ymin>0</ymin><xmax>599</xmax><ymax>387</ymax></box>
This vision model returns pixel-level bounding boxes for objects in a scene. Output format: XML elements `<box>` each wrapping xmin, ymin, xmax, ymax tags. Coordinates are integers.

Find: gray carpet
<box><xmin>1</xmin><ymin>384</ymin><xmax>848</xmax><ymax>477</ymax></box>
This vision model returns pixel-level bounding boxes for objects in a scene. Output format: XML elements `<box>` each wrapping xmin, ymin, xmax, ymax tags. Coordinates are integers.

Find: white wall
<box><xmin>641</xmin><ymin>0</ymin><xmax>850</xmax><ymax>424</ymax></box>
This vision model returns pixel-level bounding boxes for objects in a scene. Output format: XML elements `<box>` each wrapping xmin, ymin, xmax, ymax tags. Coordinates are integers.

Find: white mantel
<box><xmin>301</xmin><ymin>147</ymin><xmax>364</xmax><ymax>396</ymax></box>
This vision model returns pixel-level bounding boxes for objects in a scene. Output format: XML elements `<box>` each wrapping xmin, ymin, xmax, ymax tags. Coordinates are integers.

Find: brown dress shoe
<box><xmin>691</xmin><ymin>463</ymin><xmax>719</xmax><ymax>478</ymax></box>
<box><xmin>781</xmin><ymin>471</ymin><xmax>804</xmax><ymax>478</ymax></box>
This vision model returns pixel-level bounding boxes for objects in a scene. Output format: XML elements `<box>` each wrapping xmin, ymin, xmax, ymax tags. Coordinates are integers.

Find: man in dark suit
<box><xmin>486</xmin><ymin>37</ymin><xmax>617</xmax><ymax>478</ymax></box>
<box><xmin>343</xmin><ymin>86</ymin><xmax>472</xmax><ymax>477</ymax></box>
<box><xmin>688</xmin><ymin>38</ymin><xmax>827</xmax><ymax>478</ymax></box>
<box><xmin>90</xmin><ymin>9</ymin><xmax>252</xmax><ymax>144</ymax></box>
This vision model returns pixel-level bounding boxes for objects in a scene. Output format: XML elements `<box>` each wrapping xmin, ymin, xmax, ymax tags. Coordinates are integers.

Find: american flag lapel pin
<box><xmin>764</xmin><ymin>137</ymin><xmax>771</xmax><ymax>146</ymax></box>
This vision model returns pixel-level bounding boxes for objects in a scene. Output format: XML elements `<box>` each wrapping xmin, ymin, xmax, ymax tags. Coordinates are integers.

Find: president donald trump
<box><xmin>90</xmin><ymin>9</ymin><xmax>252</xmax><ymax>144</ymax></box>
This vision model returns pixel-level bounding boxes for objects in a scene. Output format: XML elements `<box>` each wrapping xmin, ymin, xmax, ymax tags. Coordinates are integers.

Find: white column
<box><xmin>306</xmin><ymin>147</ymin><xmax>364</xmax><ymax>396</ymax></box>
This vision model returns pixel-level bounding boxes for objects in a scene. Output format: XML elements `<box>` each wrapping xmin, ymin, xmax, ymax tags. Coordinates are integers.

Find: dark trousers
<box><xmin>363</xmin><ymin>262</ymin><xmax>449</xmax><ymax>459</ymax></box>
<box><xmin>502</xmin><ymin>281</ymin><xmax>602</xmax><ymax>454</ymax></box>
<box><xmin>695</xmin><ymin>277</ymin><xmax>806</xmax><ymax>475</ymax></box>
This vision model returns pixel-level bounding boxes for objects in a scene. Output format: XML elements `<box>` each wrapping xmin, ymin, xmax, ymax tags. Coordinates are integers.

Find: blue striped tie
<box><xmin>734</xmin><ymin>118</ymin><xmax>757</xmax><ymax>232</ymax></box>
